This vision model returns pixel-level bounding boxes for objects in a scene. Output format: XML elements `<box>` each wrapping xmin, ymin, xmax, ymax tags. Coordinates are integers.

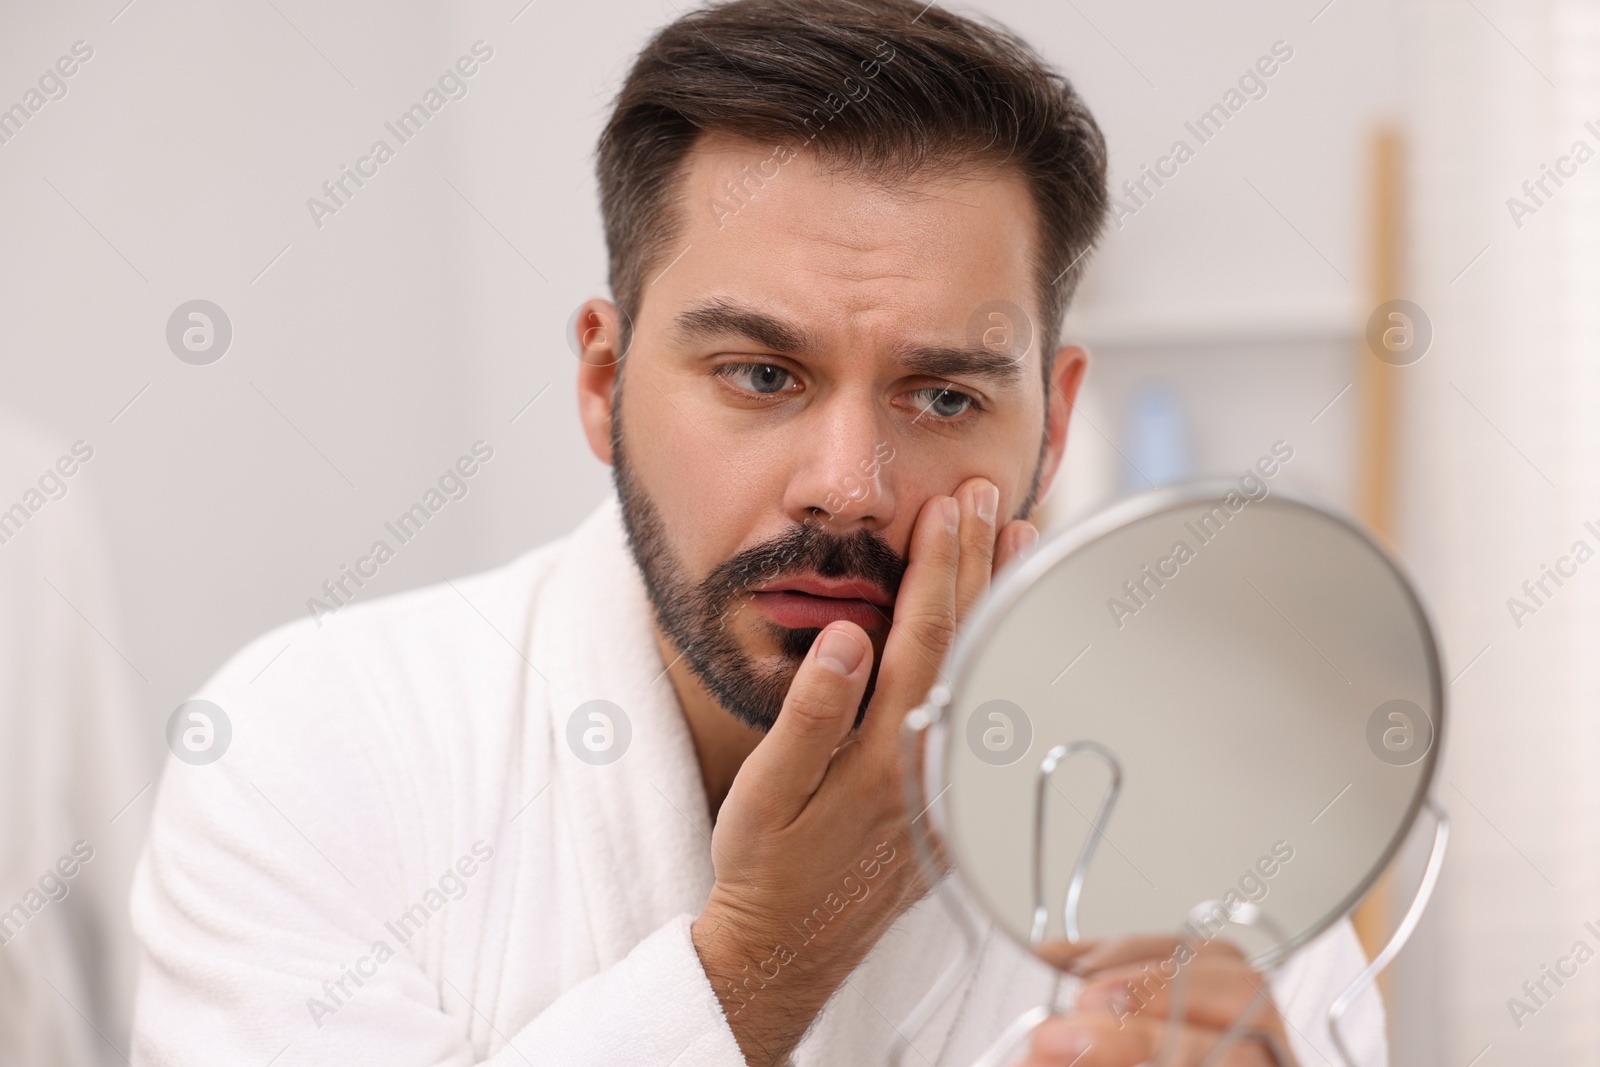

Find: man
<box><xmin>130</xmin><ymin>1</ymin><xmax>1386</xmax><ymax>1064</ymax></box>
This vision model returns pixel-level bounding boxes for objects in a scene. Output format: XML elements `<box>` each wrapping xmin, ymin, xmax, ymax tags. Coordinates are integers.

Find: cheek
<box><xmin>999</xmin><ymin>399</ymin><xmax>1053</xmax><ymax>498</ymax></box>
<box><xmin>622</xmin><ymin>378</ymin><xmax>781</xmax><ymax>571</ymax></box>
<box><xmin>890</xmin><ymin>417</ymin><xmax>1041</xmax><ymax>520</ymax></box>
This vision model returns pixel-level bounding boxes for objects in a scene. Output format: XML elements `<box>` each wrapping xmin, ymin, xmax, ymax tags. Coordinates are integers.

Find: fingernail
<box><xmin>1032</xmin><ymin>1019</ymin><xmax>1089</xmax><ymax>1058</ymax></box>
<box><xmin>815</xmin><ymin>626</ymin><xmax>865</xmax><ymax>675</ymax></box>
<box><xmin>1018</xmin><ymin>522</ymin><xmax>1039</xmax><ymax>550</ymax></box>
<box><xmin>975</xmin><ymin>483</ymin><xmax>998</xmax><ymax>525</ymax></box>
<box><xmin>942</xmin><ymin>496</ymin><xmax>960</xmax><ymax>535</ymax></box>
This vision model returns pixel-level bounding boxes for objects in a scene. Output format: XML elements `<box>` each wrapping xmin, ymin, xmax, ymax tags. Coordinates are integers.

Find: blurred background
<box><xmin>0</xmin><ymin>0</ymin><xmax>1593</xmax><ymax>1062</ymax></box>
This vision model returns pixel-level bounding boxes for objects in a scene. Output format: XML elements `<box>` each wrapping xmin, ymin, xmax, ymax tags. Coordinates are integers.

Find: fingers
<box><xmin>1021</xmin><ymin>1013</ymin><xmax>1283</xmax><ymax>1067</ymax></box>
<box><xmin>1046</xmin><ymin>934</ymin><xmax>1247</xmax><ymax>974</ymax></box>
<box><xmin>861</xmin><ymin>476</ymin><xmax>1013</xmax><ymax>749</ymax></box>
<box><xmin>952</xmin><ymin>478</ymin><xmax>999</xmax><ymax>623</ymax></box>
<box><xmin>1022</xmin><ymin>935</ymin><xmax>1287</xmax><ymax>1067</ymax></box>
<box><xmin>732</xmin><ymin>621</ymin><xmax>874</xmax><ymax>826</ymax></box>
<box><xmin>1077</xmin><ymin>956</ymin><xmax>1276</xmax><ymax>1033</ymax></box>
<box><xmin>1032</xmin><ymin>937</ymin><xmax>1102</xmax><ymax>971</ymax></box>
<box><xmin>859</xmin><ymin>493</ymin><xmax>961</xmax><ymax>748</ymax></box>
<box><xmin>992</xmin><ymin>517</ymin><xmax>1039</xmax><ymax>576</ymax></box>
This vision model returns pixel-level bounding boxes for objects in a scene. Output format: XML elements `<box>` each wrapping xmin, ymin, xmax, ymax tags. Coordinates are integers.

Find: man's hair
<box><xmin>595</xmin><ymin>0</ymin><xmax>1110</xmax><ymax>384</ymax></box>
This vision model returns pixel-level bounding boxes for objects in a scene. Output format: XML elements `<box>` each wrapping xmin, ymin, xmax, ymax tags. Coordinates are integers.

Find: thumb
<box><xmin>734</xmin><ymin>622</ymin><xmax>873</xmax><ymax>825</ymax></box>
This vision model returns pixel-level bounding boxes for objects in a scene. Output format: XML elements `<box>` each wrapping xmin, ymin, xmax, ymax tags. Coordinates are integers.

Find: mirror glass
<box><xmin>927</xmin><ymin>486</ymin><xmax>1443</xmax><ymax>966</ymax></box>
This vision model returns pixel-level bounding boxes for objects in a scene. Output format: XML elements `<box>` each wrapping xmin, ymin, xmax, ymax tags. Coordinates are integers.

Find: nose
<box><xmin>782</xmin><ymin>393</ymin><xmax>896</xmax><ymax>531</ymax></box>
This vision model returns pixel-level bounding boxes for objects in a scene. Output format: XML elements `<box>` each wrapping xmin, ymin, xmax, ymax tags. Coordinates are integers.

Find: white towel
<box><xmin>130</xmin><ymin>491</ymin><xmax>1386</xmax><ymax>1066</ymax></box>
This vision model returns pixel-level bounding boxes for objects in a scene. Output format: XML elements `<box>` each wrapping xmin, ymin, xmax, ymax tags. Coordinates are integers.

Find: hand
<box><xmin>1020</xmin><ymin>937</ymin><xmax>1301</xmax><ymax>1066</ymax></box>
<box><xmin>691</xmin><ymin>477</ymin><xmax>1038</xmax><ymax>1067</ymax></box>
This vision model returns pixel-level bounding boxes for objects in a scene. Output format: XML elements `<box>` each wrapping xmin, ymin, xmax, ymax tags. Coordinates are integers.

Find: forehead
<box><xmin>651</xmin><ymin>131</ymin><xmax>1042</xmax><ymax>355</ymax></box>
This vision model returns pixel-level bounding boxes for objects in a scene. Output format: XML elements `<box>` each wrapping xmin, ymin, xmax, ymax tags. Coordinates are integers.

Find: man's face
<box><xmin>578</xmin><ymin>132</ymin><xmax>1082</xmax><ymax>732</ymax></box>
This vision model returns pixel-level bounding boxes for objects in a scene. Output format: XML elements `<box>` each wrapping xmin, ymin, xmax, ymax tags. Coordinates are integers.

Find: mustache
<box><xmin>702</xmin><ymin>520</ymin><xmax>906</xmax><ymax>606</ymax></box>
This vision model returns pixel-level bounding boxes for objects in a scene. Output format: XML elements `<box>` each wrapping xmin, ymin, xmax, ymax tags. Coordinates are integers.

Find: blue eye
<box><xmin>913</xmin><ymin>387</ymin><xmax>976</xmax><ymax>420</ymax></box>
<box><xmin>721</xmin><ymin>363</ymin><xmax>793</xmax><ymax>395</ymax></box>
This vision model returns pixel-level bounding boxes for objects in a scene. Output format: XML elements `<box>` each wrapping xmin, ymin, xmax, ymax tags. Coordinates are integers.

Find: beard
<box><xmin>610</xmin><ymin>402</ymin><xmax>906</xmax><ymax>733</ymax></box>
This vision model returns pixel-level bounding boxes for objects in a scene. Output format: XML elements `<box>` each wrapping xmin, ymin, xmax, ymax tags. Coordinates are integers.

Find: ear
<box><xmin>1030</xmin><ymin>344</ymin><xmax>1089</xmax><ymax>509</ymax></box>
<box><xmin>574</xmin><ymin>298</ymin><xmax>628</xmax><ymax>465</ymax></box>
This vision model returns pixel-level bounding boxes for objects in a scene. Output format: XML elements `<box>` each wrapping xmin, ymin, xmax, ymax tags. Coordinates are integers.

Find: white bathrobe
<box><xmin>130</xmin><ymin>491</ymin><xmax>1387</xmax><ymax>1066</ymax></box>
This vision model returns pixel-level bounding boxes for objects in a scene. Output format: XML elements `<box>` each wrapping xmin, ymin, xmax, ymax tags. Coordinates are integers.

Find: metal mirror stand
<box><xmin>888</xmin><ymin>703</ymin><xmax>1451</xmax><ymax>1067</ymax></box>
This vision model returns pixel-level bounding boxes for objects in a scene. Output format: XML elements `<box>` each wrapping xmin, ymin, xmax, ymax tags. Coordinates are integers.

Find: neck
<box><xmin>652</xmin><ymin>629</ymin><xmax>765</xmax><ymax>821</ymax></box>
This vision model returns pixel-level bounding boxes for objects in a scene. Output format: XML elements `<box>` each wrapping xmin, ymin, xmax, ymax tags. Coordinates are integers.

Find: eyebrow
<box><xmin>671</xmin><ymin>298</ymin><xmax>1027</xmax><ymax>389</ymax></box>
<box><xmin>887</xmin><ymin>341</ymin><xmax>1026</xmax><ymax>389</ymax></box>
<box><xmin>673</xmin><ymin>298</ymin><xmax>813</xmax><ymax>355</ymax></box>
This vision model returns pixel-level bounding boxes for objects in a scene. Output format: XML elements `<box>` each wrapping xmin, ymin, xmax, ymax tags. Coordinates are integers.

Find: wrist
<box><xmin>694</xmin><ymin>897</ymin><xmax>834</xmax><ymax>1067</ymax></box>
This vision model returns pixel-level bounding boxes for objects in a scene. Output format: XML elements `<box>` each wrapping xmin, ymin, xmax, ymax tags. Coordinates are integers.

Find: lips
<box><xmin>749</xmin><ymin>575</ymin><xmax>894</xmax><ymax>631</ymax></box>
<box><xmin>752</xmin><ymin>576</ymin><xmax>893</xmax><ymax>606</ymax></box>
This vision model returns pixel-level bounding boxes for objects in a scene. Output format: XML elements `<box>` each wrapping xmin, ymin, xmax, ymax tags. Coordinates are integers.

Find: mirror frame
<box><xmin>918</xmin><ymin>482</ymin><xmax>1447</xmax><ymax>968</ymax></box>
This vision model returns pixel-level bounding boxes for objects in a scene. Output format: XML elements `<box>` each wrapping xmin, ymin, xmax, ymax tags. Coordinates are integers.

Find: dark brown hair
<box><xmin>595</xmin><ymin>0</ymin><xmax>1109</xmax><ymax>384</ymax></box>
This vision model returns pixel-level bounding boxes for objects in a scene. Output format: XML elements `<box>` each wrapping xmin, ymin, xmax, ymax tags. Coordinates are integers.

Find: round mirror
<box><xmin>922</xmin><ymin>484</ymin><xmax>1444</xmax><ymax>968</ymax></box>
